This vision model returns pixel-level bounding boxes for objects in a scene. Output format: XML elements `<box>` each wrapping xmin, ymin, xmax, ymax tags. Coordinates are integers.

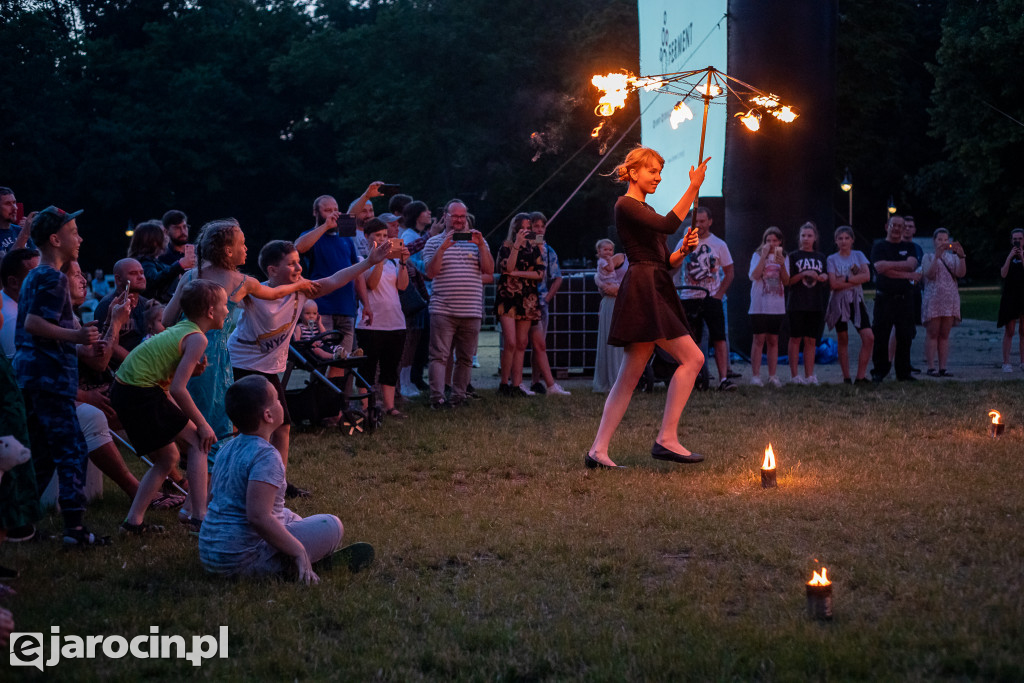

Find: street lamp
<box><xmin>840</xmin><ymin>168</ymin><xmax>852</xmax><ymax>226</ymax></box>
<box><xmin>887</xmin><ymin>196</ymin><xmax>897</xmax><ymax>216</ymax></box>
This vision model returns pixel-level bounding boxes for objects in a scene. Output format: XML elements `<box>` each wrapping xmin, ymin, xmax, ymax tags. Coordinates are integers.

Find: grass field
<box><xmin>4</xmin><ymin>381</ymin><xmax>1023</xmax><ymax>681</ymax></box>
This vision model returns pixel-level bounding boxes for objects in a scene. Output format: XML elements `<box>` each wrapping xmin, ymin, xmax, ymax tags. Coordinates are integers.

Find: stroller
<box><xmin>637</xmin><ymin>285</ymin><xmax>712</xmax><ymax>392</ymax></box>
<box><xmin>282</xmin><ymin>330</ymin><xmax>381</xmax><ymax>435</ymax></box>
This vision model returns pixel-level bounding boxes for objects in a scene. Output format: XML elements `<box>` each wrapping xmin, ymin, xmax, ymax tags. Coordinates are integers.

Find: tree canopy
<box><xmin>1</xmin><ymin>0</ymin><xmax>1020</xmax><ymax>274</ymax></box>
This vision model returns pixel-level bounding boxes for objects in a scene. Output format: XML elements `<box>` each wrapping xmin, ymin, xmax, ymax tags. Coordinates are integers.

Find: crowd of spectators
<box><xmin>0</xmin><ymin>181</ymin><xmax>579</xmax><ymax>618</ymax></box>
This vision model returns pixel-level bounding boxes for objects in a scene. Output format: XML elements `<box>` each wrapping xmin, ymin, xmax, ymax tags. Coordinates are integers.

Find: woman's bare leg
<box><xmin>588</xmin><ymin>342</ymin><xmax>654</xmax><ymax>465</ymax></box>
<box><xmin>751</xmin><ymin>333</ymin><xmax>765</xmax><ymax>377</ymax></box>
<box><xmin>856</xmin><ymin>327</ymin><xmax>874</xmax><ymax>380</ymax></box>
<box><xmin>654</xmin><ymin>335</ymin><xmax>704</xmax><ymax>455</ymax></box>
<box><xmin>837</xmin><ymin>330</ymin><xmax>850</xmax><ymax>380</ymax></box>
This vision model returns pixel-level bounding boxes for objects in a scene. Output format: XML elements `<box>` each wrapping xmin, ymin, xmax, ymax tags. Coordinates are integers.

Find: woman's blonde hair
<box><xmin>611</xmin><ymin>145</ymin><xmax>664</xmax><ymax>184</ymax></box>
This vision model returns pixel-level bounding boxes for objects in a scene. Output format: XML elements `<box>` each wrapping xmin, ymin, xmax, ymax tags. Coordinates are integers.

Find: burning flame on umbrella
<box><xmin>761</xmin><ymin>443</ymin><xmax>776</xmax><ymax>471</ymax></box>
<box><xmin>808</xmin><ymin>567</ymin><xmax>830</xmax><ymax>586</ymax></box>
<box><xmin>736</xmin><ymin>110</ymin><xmax>761</xmax><ymax>131</ymax></box>
<box><xmin>670</xmin><ymin>101</ymin><xmax>694</xmax><ymax>129</ymax></box>
<box><xmin>697</xmin><ymin>82</ymin><xmax>722</xmax><ymax>97</ymax></box>
<box><xmin>989</xmin><ymin>410</ymin><xmax>1003</xmax><ymax>425</ymax></box>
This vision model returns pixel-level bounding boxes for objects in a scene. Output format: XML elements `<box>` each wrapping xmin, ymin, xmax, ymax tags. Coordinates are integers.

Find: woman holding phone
<box><xmin>586</xmin><ymin>146</ymin><xmax>709</xmax><ymax>469</ymax></box>
<box><xmin>920</xmin><ymin>228</ymin><xmax>965</xmax><ymax>376</ymax></box>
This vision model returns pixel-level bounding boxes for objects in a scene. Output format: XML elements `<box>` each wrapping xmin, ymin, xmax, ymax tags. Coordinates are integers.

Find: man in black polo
<box><xmin>871</xmin><ymin>215</ymin><xmax>920</xmax><ymax>382</ymax></box>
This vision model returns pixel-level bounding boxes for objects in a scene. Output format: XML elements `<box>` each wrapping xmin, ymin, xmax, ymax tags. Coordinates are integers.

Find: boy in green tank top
<box><xmin>111</xmin><ymin>279</ymin><xmax>228</xmax><ymax>535</ymax></box>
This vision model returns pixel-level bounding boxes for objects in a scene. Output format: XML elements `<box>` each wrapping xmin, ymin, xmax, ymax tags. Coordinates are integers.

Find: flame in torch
<box><xmin>989</xmin><ymin>410</ymin><xmax>1002</xmax><ymax>425</ymax></box>
<box><xmin>808</xmin><ymin>567</ymin><xmax>830</xmax><ymax>586</ymax></box>
<box><xmin>761</xmin><ymin>443</ymin><xmax>776</xmax><ymax>471</ymax></box>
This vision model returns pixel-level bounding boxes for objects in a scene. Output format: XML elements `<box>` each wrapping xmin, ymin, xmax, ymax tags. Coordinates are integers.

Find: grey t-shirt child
<box><xmin>198</xmin><ymin>434</ymin><xmax>299</xmax><ymax>575</ymax></box>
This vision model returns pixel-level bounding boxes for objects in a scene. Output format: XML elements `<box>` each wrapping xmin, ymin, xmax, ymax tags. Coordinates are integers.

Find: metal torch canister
<box><xmin>806</xmin><ymin>583</ymin><xmax>833</xmax><ymax>620</ymax></box>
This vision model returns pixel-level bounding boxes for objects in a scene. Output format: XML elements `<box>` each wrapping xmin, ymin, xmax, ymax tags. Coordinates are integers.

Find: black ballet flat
<box><xmin>585</xmin><ymin>453</ymin><xmax>626</xmax><ymax>469</ymax></box>
<box><xmin>651</xmin><ymin>443</ymin><xmax>705</xmax><ymax>464</ymax></box>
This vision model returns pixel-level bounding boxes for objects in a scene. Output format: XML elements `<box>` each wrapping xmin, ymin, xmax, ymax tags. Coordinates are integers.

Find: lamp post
<box><xmin>840</xmin><ymin>169</ymin><xmax>852</xmax><ymax>226</ymax></box>
<box><xmin>887</xmin><ymin>196</ymin><xmax>897</xmax><ymax>221</ymax></box>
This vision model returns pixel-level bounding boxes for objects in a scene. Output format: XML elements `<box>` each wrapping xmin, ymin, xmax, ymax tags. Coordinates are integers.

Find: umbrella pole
<box><xmin>693</xmin><ymin>68</ymin><xmax>714</xmax><ymax>217</ymax></box>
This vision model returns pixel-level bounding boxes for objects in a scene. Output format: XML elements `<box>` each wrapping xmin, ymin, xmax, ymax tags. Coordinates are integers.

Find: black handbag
<box><xmin>400</xmin><ymin>281</ymin><xmax>429</xmax><ymax>317</ymax></box>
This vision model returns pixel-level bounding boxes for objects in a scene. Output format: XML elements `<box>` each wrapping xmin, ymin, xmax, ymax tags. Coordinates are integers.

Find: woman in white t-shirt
<box><xmin>357</xmin><ymin>219</ymin><xmax>410</xmax><ymax>418</ymax></box>
<box><xmin>748</xmin><ymin>227</ymin><xmax>789</xmax><ymax>386</ymax></box>
<box><xmin>826</xmin><ymin>225</ymin><xmax>874</xmax><ymax>383</ymax></box>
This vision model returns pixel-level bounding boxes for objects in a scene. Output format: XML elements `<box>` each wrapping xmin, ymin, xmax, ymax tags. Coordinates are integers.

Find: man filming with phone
<box><xmin>295</xmin><ymin>193</ymin><xmax>374</xmax><ymax>367</ymax></box>
<box><xmin>422</xmin><ymin>200</ymin><xmax>494</xmax><ymax>409</ymax></box>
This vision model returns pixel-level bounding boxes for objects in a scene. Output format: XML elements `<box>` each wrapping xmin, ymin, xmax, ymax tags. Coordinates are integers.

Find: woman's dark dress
<box><xmin>607</xmin><ymin>196</ymin><xmax>691</xmax><ymax>346</ymax></box>
<box><xmin>997</xmin><ymin>256</ymin><xmax>1024</xmax><ymax>327</ymax></box>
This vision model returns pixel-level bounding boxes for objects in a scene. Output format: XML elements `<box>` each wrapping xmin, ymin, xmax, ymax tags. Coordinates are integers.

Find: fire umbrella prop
<box><xmin>591</xmin><ymin>66</ymin><xmax>798</xmax><ymax>211</ymax></box>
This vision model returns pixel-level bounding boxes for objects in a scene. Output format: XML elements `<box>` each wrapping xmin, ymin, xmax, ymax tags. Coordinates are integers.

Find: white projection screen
<box><xmin>637</xmin><ymin>0</ymin><xmax>727</xmax><ymax>212</ymax></box>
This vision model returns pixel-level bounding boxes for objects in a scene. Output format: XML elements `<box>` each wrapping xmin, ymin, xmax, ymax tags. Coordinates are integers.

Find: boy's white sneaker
<box><xmin>805</xmin><ymin>374</ymin><xmax>819</xmax><ymax>385</ymax></box>
<box><xmin>767</xmin><ymin>376</ymin><xmax>783</xmax><ymax>388</ymax></box>
<box><xmin>1002</xmin><ymin>363</ymin><xmax>1014</xmax><ymax>373</ymax></box>
<box><xmin>518</xmin><ymin>383</ymin><xmax>536</xmax><ymax>396</ymax></box>
<box><xmin>547</xmin><ymin>383</ymin><xmax>571</xmax><ymax>395</ymax></box>
<box><xmin>789</xmin><ymin>375</ymin><xmax>805</xmax><ymax>385</ymax></box>
<box><xmin>750</xmin><ymin>376</ymin><xmax>763</xmax><ymax>386</ymax></box>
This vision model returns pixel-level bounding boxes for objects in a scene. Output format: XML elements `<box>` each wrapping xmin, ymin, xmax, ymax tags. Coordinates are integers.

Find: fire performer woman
<box><xmin>586</xmin><ymin>146</ymin><xmax>710</xmax><ymax>469</ymax></box>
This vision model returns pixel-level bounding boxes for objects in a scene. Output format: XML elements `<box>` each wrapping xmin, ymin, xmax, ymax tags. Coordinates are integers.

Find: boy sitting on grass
<box><xmin>198</xmin><ymin>375</ymin><xmax>373</xmax><ymax>583</ymax></box>
<box><xmin>111</xmin><ymin>279</ymin><xmax>225</xmax><ymax>535</ymax></box>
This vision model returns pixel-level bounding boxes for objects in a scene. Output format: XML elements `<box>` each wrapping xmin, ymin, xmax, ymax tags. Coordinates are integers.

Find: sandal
<box><xmin>938</xmin><ymin>369</ymin><xmax>954</xmax><ymax>377</ymax></box>
<box><xmin>119</xmin><ymin>521</ymin><xmax>166</xmax><ymax>536</ymax></box>
<box><xmin>926</xmin><ymin>368</ymin><xmax>939</xmax><ymax>377</ymax></box>
<box><xmin>62</xmin><ymin>526</ymin><xmax>112</xmax><ymax>547</ymax></box>
<box><xmin>149</xmin><ymin>492</ymin><xmax>186</xmax><ymax>510</ymax></box>
<box><xmin>385</xmin><ymin>408</ymin><xmax>407</xmax><ymax>419</ymax></box>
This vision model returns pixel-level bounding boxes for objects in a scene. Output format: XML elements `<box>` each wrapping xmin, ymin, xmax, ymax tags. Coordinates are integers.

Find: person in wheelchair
<box><xmin>228</xmin><ymin>238</ymin><xmax>390</xmax><ymax>493</ymax></box>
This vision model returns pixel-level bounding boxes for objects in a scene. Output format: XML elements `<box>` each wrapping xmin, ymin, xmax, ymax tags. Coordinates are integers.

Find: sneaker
<box><xmin>843</xmin><ymin>378</ymin><xmax>853</xmax><ymax>385</ymax></box>
<box><xmin>326</xmin><ymin>542</ymin><xmax>375</xmax><ymax>573</ymax></box>
<box><xmin>718</xmin><ymin>378</ymin><xmax>737</xmax><ymax>391</ymax></box>
<box><xmin>518</xmin><ymin>383</ymin><xmax>537</xmax><ymax>396</ymax></box>
<box><xmin>1003</xmin><ymin>363</ymin><xmax>1014</xmax><ymax>373</ymax></box>
<box><xmin>496</xmin><ymin>383</ymin><xmax>513</xmax><ymax>397</ymax></box>
<box><xmin>465</xmin><ymin>384</ymin><xmax>482</xmax><ymax>400</ymax></box>
<box><xmin>547</xmin><ymin>383</ymin><xmax>572</xmax><ymax>396</ymax></box>
<box><xmin>472</xmin><ymin>355</ymin><xmax>481</xmax><ymax>368</ymax></box>
<box><xmin>767</xmin><ymin>376</ymin><xmax>783</xmax><ymax>388</ymax></box>
<box><xmin>789</xmin><ymin>375</ymin><xmax>805</xmax><ymax>385</ymax></box>
<box><xmin>805</xmin><ymin>374</ymin><xmax>819</xmax><ymax>386</ymax></box>
<box><xmin>530</xmin><ymin>382</ymin><xmax>547</xmax><ymax>395</ymax></box>
<box><xmin>186</xmin><ymin>517</ymin><xmax>203</xmax><ymax>537</ymax></box>
<box><xmin>750</xmin><ymin>376</ymin><xmax>763</xmax><ymax>386</ymax></box>
<box><xmin>399</xmin><ymin>383</ymin><xmax>421</xmax><ymax>398</ymax></box>
<box><xmin>5</xmin><ymin>524</ymin><xmax>37</xmax><ymax>543</ymax></box>
<box><xmin>285</xmin><ymin>482</ymin><xmax>311</xmax><ymax>498</ymax></box>
<box><xmin>726</xmin><ymin>369</ymin><xmax>742</xmax><ymax>379</ymax></box>
<box><xmin>63</xmin><ymin>526</ymin><xmax>112</xmax><ymax>547</ymax></box>
<box><xmin>430</xmin><ymin>399</ymin><xmax>452</xmax><ymax>410</ymax></box>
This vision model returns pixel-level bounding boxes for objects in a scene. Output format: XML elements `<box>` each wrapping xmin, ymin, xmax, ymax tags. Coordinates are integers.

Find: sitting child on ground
<box><xmin>198</xmin><ymin>374</ymin><xmax>373</xmax><ymax>583</ymax></box>
<box><xmin>110</xmin><ymin>279</ymin><xmax>224</xmax><ymax>535</ymax></box>
<box><xmin>293</xmin><ymin>300</ymin><xmax>335</xmax><ymax>362</ymax></box>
